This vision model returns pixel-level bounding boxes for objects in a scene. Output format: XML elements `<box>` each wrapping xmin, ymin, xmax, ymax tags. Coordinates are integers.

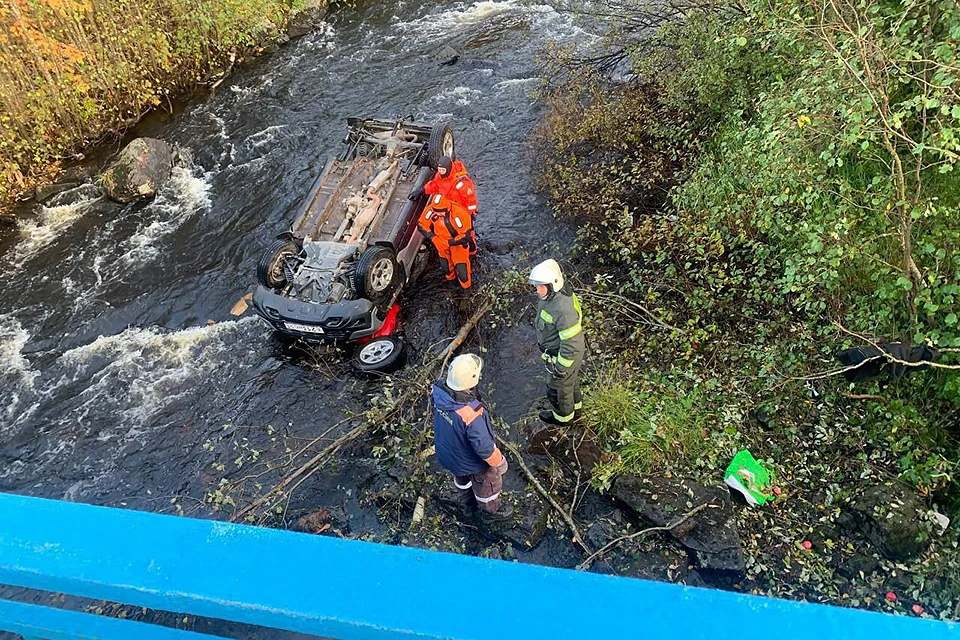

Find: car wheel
<box><xmin>354</xmin><ymin>246</ymin><xmax>399</xmax><ymax>303</ymax></box>
<box><xmin>257</xmin><ymin>239</ymin><xmax>301</xmax><ymax>290</ymax></box>
<box><xmin>352</xmin><ymin>336</ymin><xmax>406</xmax><ymax>374</ymax></box>
<box><xmin>426</xmin><ymin>123</ymin><xmax>455</xmax><ymax>167</ymax></box>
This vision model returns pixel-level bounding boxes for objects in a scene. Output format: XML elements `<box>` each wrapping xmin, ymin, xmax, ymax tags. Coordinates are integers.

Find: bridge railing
<box><xmin>0</xmin><ymin>492</ymin><xmax>956</xmax><ymax>640</ymax></box>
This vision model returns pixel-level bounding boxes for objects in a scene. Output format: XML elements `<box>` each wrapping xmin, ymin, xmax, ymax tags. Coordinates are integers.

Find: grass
<box><xmin>584</xmin><ymin>369</ymin><xmax>715</xmax><ymax>487</ymax></box>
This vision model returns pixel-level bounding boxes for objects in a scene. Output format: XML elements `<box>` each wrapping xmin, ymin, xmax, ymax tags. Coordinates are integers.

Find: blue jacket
<box><xmin>431</xmin><ymin>382</ymin><xmax>501</xmax><ymax>477</ymax></box>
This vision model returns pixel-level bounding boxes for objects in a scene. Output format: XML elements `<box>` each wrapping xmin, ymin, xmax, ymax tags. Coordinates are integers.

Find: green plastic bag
<box><xmin>724</xmin><ymin>449</ymin><xmax>775</xmax><ymax>506</ymax></box>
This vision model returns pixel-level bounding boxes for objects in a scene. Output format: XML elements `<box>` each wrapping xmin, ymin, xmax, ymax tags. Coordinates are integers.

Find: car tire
<box><xmin>352</xmin><ymin>336</ymin><xmax>406</xmax><ymax>374</ymax></box>
<box><xmin>257</xmin><ymin>239</ymin><xmax>301</xmax><ymax>290</ymax></box>
<box><xmin>354</xmin><ymin>246</ymin><xmax>399</xmax><ymax>304</ymax></box>
<box><xmin>426</xmin><ymin>123</ymin><xmax>455</xmax><ymax>168</ymax></box>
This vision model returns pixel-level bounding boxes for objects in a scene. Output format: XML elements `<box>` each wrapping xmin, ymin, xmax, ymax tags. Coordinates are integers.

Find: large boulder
<box><xmin>849</xmin><ymin>484</ymin><xmax>927</xmax><ymax>561</ymax></box>
<box><xmin>610</xmin><ymin>475</ymin><xmax>745</xmax><ymax>578</ymax></box>
<box><xmin>99</xmin><ymin>138</ymin><xmax>175</xmax><ymax>203</ymax></box>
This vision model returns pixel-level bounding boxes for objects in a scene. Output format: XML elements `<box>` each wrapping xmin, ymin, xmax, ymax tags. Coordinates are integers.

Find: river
<box><xmin>0</xmin><ymin>0</ymin><xmax>591</xmax><ymax>629</ymax></box>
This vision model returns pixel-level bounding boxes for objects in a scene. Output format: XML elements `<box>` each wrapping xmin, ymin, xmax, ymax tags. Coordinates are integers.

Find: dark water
<box><xmin>0</xmin><ymin>3</ymin><xmax>595</xmax><ymax>628</ymax></box>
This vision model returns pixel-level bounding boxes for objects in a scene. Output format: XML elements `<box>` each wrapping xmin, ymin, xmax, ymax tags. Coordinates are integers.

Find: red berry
<box><xmin>886</xmin><ymin>592</ymin><xmax>897</xmax><ymax>603</ymax></box>
<box><xmin>773</xmin><ymin>487</ymin><xmax>782</xmax><ymax>496</ymax></box>
<box><xmin>912</xmin><ymin>604</ymin><xmax>924</xmax><ymax>615</ymax></box>
<box><xmin>802</xmin><ymin>540</ymin><xmax>812</xmax><ymax>550</ymax></box>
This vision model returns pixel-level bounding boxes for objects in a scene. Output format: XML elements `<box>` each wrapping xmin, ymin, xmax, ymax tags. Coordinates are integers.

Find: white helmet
<box><xmin>528</xmin><ymin>258</ymin><xmax>564</xmax><ymax>293</ymax></box>
<box><xmin>447</xmin><ymin>353</ymin><xmax>483</xmax><ymax>391</ymax></box>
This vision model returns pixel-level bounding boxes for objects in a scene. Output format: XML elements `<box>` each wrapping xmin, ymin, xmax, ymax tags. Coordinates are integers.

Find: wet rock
<box><xmin>435</xmin><ymin>45</ymin><xmax>460</xmax><ymax>66</ymax></box>
<box><xmin>585</xmin><ymin>521</ymin><xmax>610</xmax><ymax>550</ymax></box>
<box><xmin>480</xmin><ymin>545</ymin><xmax>503</xmax><ymax>561</ymax></box>
<box><xmin>850</xmin><ymin>484</ymin><xmax>927</xmax><ymax>561</ymax></box>
<box><xmin>99</xmin><ymin>138</ymin><xmax>175</xmax><ymax>203</ymax></box>
<box><xmin>60</xmin><ymin>163</ymin><xmax>98</xmax><ymax>183</ymax></box>
<box><xmin>610</xmin><ymin>475</ymin><xmax>745</xmax><ymax>579</ymax></box>
<box><xmin>0</xmin><ymin>215</ymin><xmax>16</xmax><ymax>228</ymax></box>
<box><xmin>387</xmin><ymin>466</ymin><xmax>412</xmax><ymax>482</ymax></box>
<box><xmin>683</xmin><ymin>569</ymin><xmax>707</xmax><ymax>587</ymax></box>
<box><xmin>287</xmin><ymin>0</ymin><xmax>328</xmax><ymax>38</ymax></box>
<box><xmin>836</xmin><ymin>554</ymin><xmax>879</xmax><ymax>580</ymax></box>
<box><xmin>836</xmin><ymin>510</ymin><xmax>857</xmax><ymax>532</ymax></box>
<box><xmin>35</xmin><ymin>181</ymin><xmax>81</xmax><ymax>204</ymax></box>
<box><xmin>528</xmin><ymin>425</ymin><xmax>604</xmax><ymax>475</ymax></box>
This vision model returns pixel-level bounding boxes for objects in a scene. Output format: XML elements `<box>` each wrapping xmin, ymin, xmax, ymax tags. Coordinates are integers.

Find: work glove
<box><xmin>495</xmin><ymin>459</ymin><xmax>509</xmax><ymax>476</ymax></box>
<box><xmin>408</xmin><ymin>185</ymin><xmax>425</xmax><ymax>200</ymax></box>
<box><xmin>417</xmin><ymin>226</ymin><xmax>435</xmax><ymax>240</ymax></box>
<box><xmin>467</xmin><ymin>229</ymin><xmax>478</xmax><ymax>253</ymax></box>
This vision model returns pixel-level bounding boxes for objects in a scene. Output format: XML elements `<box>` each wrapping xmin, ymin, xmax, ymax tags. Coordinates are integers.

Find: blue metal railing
<box><xmin>0</xmin><ymin>492</ymin><xmax>956</xmax><ymax>639</ymax></box>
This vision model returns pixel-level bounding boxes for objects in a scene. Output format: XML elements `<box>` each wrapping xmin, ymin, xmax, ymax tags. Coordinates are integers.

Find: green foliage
<box><xmin>540</xmin><ymin>0</ymin><xmax>960</xmax><ymax>617</ymax></box>
<box><xmin>0</xmin><ymin>0</ymin><xmax>314</xmax><ymax>205</ymax></box>
<box><xmin>585</xmin><ymin>369</ymin><xmax>717</xmax><ymax>487</ymax></box>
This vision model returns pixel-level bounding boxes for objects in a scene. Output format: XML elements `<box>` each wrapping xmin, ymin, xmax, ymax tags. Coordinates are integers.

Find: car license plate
<box><xmin>284</xmin><ymin>321</ymin><xmax>324</xmax><ymax>334</ymax></box>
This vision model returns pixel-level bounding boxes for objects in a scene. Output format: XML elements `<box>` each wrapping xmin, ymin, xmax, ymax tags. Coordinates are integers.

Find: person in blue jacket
<box><xmin>432</xmin><ymin>353</ymin><xmax>513</xmax><ymax>522</ymax></box>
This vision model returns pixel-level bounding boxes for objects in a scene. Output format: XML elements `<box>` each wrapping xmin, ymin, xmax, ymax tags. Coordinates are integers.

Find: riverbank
<box><xmin>531</xmin><ymin>0</ymin><xmax>960</xmax><ymax>620</ymax></box>
<box><xmin>0</xmin><ymin>0</ymin><xmax>330</xmax><ymax>212</ymax></box>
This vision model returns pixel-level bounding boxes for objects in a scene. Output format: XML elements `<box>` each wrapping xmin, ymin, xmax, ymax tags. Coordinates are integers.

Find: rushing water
<box><xmin>0</xmin><ymin>0</ymin><xmax>593</xmax><ymax>589</ymax></box>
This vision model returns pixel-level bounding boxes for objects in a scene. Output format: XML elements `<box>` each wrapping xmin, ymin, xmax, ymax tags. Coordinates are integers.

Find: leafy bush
<box><xmin>585</xmin><ymin>369</ymin><xmax>717</xmax><ymax>487</ymax></box>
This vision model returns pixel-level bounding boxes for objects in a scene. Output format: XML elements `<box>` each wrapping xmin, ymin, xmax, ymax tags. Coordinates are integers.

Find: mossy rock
<box><xmin>99</xmin><ymin>138</ymin><xmax>174</xmax><ymax>203</ymax></box>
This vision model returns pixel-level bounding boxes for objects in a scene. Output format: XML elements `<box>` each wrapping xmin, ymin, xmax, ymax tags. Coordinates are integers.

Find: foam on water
<box><xmin>0</xmin><ymin>315</ymin><xmax>39</xmax><ymax>428</ymax></box>
<box><xmin>493</xmin><ymin>77</ymin><xmax>540</xmax><ymax>91</ymax></box>
<box><xmin>56</xmin><ymin>317</ymin><xmax>258</xmax><ymax>423</ymax></box>
<box><xmin>12</xmin><ymin>184</ymin><xmax>103</xmax><ymax>263</ymax></box>
<box><xmin>121</xmin><ymin>164</ymin><xmax>212</xmax><ymax>264</ymax></box>
<box><xmin>0</xmin><ymin>315</ymin><xmax>37</xmax><ymax>391</ymax></box>
<box><xmin>0</xmin><ymin>316</ymin><xmax>270</xmax><ymax>482</ymax></box>
<box><xmin>430</xmin><ymin>86</ymin><xmax>483</xmax><ymax>107</ymax></box>
<box><xmin>392</xmin><ymin>0</ymin><xmax>596</xmax><ymax>48</ymax></box>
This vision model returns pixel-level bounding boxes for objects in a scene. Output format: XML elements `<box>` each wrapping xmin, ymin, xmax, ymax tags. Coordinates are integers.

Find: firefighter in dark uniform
<box><xmin>432</xmin><ymin>354</ymin><xmax>513</xmax><ymax>523</ymax></box>
<box><xmin>529</xmin><ymin>259</ymin><xmax>585</xmax><ymax>424</ymax></box>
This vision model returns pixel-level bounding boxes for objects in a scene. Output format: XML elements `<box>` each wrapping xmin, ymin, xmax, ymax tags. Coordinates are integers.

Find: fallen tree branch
<box><xmin>440</xmin><ymin>299</ymin><xmax>493</xmax><ymax>373</ymax></box>
<box><xmin>231</xmin><ymin>300</ymin><xmax>493</xmax><ymax>522</ymax></box>
<box><xmin>576</xmin><ymin>501</ymin><xmax>715</xmax><ymax>571</ymax></box>
<box><xmin>496</xmin><ymin>434</ymin><xmax>593</xmax><ymax>557</ymax></box>
<box><xmin>576</xmin><ymin>289</ymin><xmax>681</xmax><ymax>332</ymax></box>
<box><xmin>231</xmin><ymin>424</ymin><xmax>365</xmax><ymax>522</ymax></box>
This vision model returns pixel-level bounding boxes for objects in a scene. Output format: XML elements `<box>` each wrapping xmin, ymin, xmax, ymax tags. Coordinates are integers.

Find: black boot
<box><xmin>479</xmin><ymin>502</ymin><xmax>515</xmax><ymax>526</ymax></box>
<box><xmin>539</xmin><ymin>410</ymin><xmax>567</xmax><ymax>425</ymax></box>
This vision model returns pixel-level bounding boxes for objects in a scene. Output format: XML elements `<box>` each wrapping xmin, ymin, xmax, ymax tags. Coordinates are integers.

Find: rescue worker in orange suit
<box><xmin>416</xmin><ymin>193</ymin><xmax>475</xmax><ymax>289</ymax></box>
<box><xmin>409</xmin><ymin>155</ymin><xmax>479</xmax><ymax>220</ymax></box>
<box><xmin>432</xmin><ymin>353</ymin><xmax>513</xmax><ymax>524</ymax></box>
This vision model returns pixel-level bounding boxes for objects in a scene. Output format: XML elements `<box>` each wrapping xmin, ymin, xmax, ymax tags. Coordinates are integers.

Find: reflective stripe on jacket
<box><xmin>536</xmin><ymin>286</ymin><xmax>585</xmax><ymax>369</ymax></box>
<box><xmin>417</xmin><ymin>193</ymin><xmax>473</xmax><ymax>242</ymax></box>
<box><xmin>432</xmin><ymin>382</ymin><xmax>503</xmax><ymax>477</ymax></box>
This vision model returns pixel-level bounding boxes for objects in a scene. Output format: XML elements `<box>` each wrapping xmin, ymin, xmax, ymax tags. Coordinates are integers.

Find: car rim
<box><xmin>443</xmin><ymin>132</ymin><xmax>454</xmax><ymax>158</ymax></box>
<box><xmin>270</xmin><ymin>250</ymin><xmax>293</xmax><ymax>285</ymax></box>
<box><xmin>369</xmin><ymin>258</ymin><xmax>394</xmax><ymax>291</ymax></box>
<box><xmin>360</xmin><ymin>340</ymin><xmax>395</xmax><ymax>364</ymax></box>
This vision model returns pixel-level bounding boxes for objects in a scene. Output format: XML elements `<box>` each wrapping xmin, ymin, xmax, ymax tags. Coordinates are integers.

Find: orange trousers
<box><xmin>430</xmin><ymin>236</ymin><xmax>472</xmax><ymax>289</ymax></box>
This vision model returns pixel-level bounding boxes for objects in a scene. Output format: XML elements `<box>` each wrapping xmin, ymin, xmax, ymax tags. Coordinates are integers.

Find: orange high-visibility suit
<box><xmin>417</xmin><ymin>193</ymin><xmax>475</xmax><ymax>289</ymax></box>
<box><xmin>423</xmin><ymin>159</ymin><xmax>479</xmax><ymax>220</ymax></box>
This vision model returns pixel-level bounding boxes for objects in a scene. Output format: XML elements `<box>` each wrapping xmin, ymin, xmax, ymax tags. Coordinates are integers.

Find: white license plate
<box><xmin>284</xmin><ymin>321</ymin><xmax>325</xmax><ymax>334</ymax></box>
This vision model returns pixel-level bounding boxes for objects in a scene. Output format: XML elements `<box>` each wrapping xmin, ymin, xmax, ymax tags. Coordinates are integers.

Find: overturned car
<box><xmin>252</xmin><ymin>117</ymin><xmax>455</xmax><ymax>372</ymax></box>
